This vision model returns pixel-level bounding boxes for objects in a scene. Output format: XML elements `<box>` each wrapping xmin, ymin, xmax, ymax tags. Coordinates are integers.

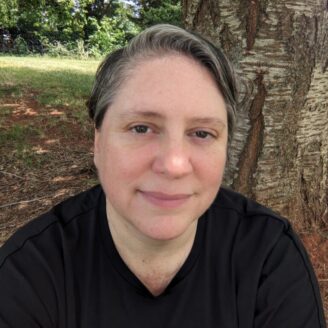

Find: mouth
<box><xmin>138</xmin><ymin>190</ymin><xmax>192</xmax><ymax>209</ymax></box>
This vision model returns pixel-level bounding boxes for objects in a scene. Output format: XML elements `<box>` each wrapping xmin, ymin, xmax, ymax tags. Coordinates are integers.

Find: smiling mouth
<box><xmin>138</xmin><ymin>190</ymin><xmax>192</xmax><ymax>208</ymax></box>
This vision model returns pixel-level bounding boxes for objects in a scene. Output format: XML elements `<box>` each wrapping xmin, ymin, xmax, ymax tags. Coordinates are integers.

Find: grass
<box><xmin>0</xmin><ymin>55</ymin><xmax>100</xmax><ymax>111</ymax></box>
<box><xmin>0</xmin><ymin>124</ymin><xmax>45</xmax><ymax>168</ymax></box>
<box><xmin>0</xmin><ymin>124</ymin><xmax>41</xmax><ymax>144</ymax></box>
<box><xmin>0</xmin><ymin>55</ymin><xmax>98</xmax><ymax>250</ymax></box>
<box><xmin>0</xmin><ymin>55</ymin><xmax>99</xmax><ymax>168</ymax></box>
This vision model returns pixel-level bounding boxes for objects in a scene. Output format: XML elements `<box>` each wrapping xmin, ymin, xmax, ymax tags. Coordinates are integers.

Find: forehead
<box><xmin>109</xmin><ymin>54</ymin><xmax>227</xmax><ymax>122</ymax></box>
<box><xmin>125</xmin><ymin>54</ymin><xmax>214</xmax><ymax>89</ymax></box>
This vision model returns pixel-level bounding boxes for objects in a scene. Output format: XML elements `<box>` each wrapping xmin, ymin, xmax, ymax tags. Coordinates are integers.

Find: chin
<box><xmin>137</xmin><ymin>216</ymin><xmax>197</xmax><ymax>242</ymax></box>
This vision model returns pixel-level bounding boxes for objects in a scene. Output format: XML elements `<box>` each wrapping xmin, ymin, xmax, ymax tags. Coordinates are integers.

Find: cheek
<box><xmin>96</xmin><ymin>142</ymin><xmax>153</xmax><ymax>184</ymax></box>
<box><xmin>196</xmin><ymin>150</ymin><xmax>226</xmax><ymax>187</ymax></box>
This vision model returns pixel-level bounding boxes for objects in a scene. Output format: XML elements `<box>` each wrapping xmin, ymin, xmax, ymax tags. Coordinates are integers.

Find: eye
<box><xmin>130</xmin><ymin>125</ymin><xmax>150</xmax><ymax>134</ymax></box>
<box><xmin>193</xmin><ymin>130</ymin><xmax>215</xmax><ymax>139</ymax></box>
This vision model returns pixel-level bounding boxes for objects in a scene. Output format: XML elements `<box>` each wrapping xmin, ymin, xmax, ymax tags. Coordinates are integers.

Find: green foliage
<box><xmin>87</xmin><ymin>6</ymin><xmax>140</xmax><ymax>56</ymax></box>
<box><xmin>0</xmin><ymin>0</ymin><xmax>182</xmax><ymax>57</ymax></box>
<box><xmin>39</xmin><ymin>37</ymin><xmax>86</xmax><ymax>58</ymax></box>
<box><xmin>0</xmin><ymin>0</ymin><xmax>18</xmax><ymax>28</ymax></box>
<box><xmin>139</xmin><ymin>0</ymin><xmax>182</xmax><ymax>28</ymax></box>
<box><xmin>74</xmin><ymin>39</ymin><xmax>89</xmax><ymax>58</ymax></box>
<box><xmin>87</xmin><ymin>17</ymin><xmax>123</xmax><ymax>56</ymax></box>
<box><xmin>16</xmin><ymin>0</ymin><xmax>84</xmax><ymax>40</ymax></box>
<box><xmin>13</xmin><ymin>36</ymin><xmax>29</xmax><ymax>55</ymax></box>
<box><xmin>46</xmin><ymin>41</ymin><xmax>72</xmax><ymax>57</ymax></box>
<box><xmin>130</xmin><ymin>0</ymin><xmax>181</xmax><ymax>27</ymax></box>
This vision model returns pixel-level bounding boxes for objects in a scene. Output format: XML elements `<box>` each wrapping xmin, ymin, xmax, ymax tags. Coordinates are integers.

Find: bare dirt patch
<box><xmin>0</xmin><ymin>92</ymin><xmax>97</xmax><ymax>244</ymax></box>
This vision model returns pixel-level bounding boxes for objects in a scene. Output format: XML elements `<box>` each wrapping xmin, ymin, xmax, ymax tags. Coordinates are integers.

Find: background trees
<box><xmin>0</xmin><ymin>0</ymin><xmax>181</xmax><ymax>56</ymax></box>
<box><xmin>133</xmin><ymin>0</ymin><xmax>182</xmax><ymax>28</ymax></box>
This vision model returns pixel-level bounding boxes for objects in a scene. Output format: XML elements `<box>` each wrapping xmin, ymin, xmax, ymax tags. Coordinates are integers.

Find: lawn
<box><xmin>0</xmin><ymin>56</ymin><xmax>99</xmax><ymax>119</ymax></box>
<box><xmin>0</xmin><ymin>55</ymin><xmax>100</xmax><ymax>244</ymax></box>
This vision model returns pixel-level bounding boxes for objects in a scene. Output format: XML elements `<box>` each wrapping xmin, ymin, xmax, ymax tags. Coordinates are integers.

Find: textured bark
<box><xmin>183</xmin><ymin>0</ymin><xmax>328</xmax><ymax>230</ymax></box>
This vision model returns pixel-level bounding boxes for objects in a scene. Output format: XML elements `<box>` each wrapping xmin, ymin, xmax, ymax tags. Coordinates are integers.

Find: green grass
<box><xmin>0</xmin><ymin>55</ymin><xmax>100</xmax><ymax>110</ymax></box>
<box><xmin>14</xmin><ymin>143</ymin><xmax>42</xmax><ymax>168</ymax></box>
<box><xmin>0</xmin><ymin>85</ymin><xmax>22</xmax><ymax>99</ymax></box>
<box><xmin>0</xmin><ymin>56</ymin><xmax>99</xmax><ymax>168</ymax></box>
<box><xmin>0</xmin><ymin>106</ymin><xmax>12</xmax><ymax>115</ymax></box>
<box><xmin>0</xmin><ymin>123</ymin><xmax>45</xmax><ymax>168</ymax></box>
<box><xmin>0</xmin><ymin>124</ymin><xmax>41</xmax><ymax>145</ymax></box>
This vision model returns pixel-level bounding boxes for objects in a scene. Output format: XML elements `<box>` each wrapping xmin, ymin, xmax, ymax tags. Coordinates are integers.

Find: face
<box><xmin>94</xmin><ymin>55</ymin><xmax>228</xmax><ymax>242</ymax></box>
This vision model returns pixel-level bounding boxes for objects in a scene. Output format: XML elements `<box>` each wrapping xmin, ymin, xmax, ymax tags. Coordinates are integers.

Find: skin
<box><xmin>94</xmin><ymin>54</ymin><xmax>228</xmax><ymax>295</ymax></box>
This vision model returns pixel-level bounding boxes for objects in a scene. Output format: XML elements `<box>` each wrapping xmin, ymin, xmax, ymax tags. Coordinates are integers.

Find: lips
<box><xmin>138</xmin><ymin>190</ymin><xmax>192</xmax><ymax>208</ymax></box>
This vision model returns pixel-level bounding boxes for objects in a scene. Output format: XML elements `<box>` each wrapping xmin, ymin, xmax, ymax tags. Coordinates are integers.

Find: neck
<box><xmin>106</xmin><ymin>201</ymin><xmax>197</xmax><ymax>296</ymax></box>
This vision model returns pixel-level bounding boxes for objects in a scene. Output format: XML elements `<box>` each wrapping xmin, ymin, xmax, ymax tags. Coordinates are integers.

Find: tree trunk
<box><xmin>182</xmin><ymin>0</ymin><xmax>328</xmax><ymax>231</ymax></box>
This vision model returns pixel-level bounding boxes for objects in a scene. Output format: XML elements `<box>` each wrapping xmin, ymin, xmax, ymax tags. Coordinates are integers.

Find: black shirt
<box><xmin>0</xmin><ymin>185</ymin><xmax>326</xmax><ymax>327</ymax></box>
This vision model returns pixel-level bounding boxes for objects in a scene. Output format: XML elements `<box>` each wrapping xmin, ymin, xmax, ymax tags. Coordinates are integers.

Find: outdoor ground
<box><xmin>0</xmin><ymin>55</ymin><xmax>99</xmax><ymax>243</ymax></box>
<box><xmin>0</xmin><ymin>56</ymin><xmax>327</xmax><ymax>323</ymax></box>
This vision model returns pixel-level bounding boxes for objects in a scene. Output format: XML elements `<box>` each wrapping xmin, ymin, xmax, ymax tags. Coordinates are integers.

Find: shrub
<box><xmin>74</xmin><ymin>39</ymin><xmax>88</xmax><ymax>59</ymax></box>
<box><xmin>46</xmin><ymin>41</ymin><xmax>71</xmax><ymax>57</ymax></box>
<box><xmin>12</xmin><ymin>36</ymin><xmax>29</xmax><ymax>55</ymax></box>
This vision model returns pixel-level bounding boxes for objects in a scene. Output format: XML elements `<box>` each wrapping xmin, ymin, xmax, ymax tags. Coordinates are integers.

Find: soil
<box><xmin>0</xmin><ymin>92</ymin><xmax>97</xmax><ymax>244</ymax></box>
<box><xmin>0</xmin><ymin>93</ymin><xmax>327</xmax><ymax>323</ymax></box>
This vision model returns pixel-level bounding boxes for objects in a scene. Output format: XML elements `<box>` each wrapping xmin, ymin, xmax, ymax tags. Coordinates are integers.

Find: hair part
<box><xmin>87</xmin><ymin>24</ymin><xmax>241</xmax><ymax>145</ymax></box>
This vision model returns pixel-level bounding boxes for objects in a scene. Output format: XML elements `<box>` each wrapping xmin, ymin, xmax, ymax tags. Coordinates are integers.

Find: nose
<box><xmin>152</xmin><ymin>136</ymin><xmax>193</xmax><ymax>179</ymax></box>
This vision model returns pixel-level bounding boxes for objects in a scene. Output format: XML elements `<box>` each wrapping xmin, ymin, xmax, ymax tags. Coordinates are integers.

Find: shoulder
<box><xmin>210</xmin><ymin>187</ymin><xmax>290</xmax><ymax>237</ymax></box>
<box><xmin>210</xmin><ymin>189</ymin><xmax>325</xmax><ymax>326</ymax></box>
<box><xmin>0</xmin><ymin>184</ymin><xmax>103</xmax><ymax>268</ymax></box>
<box><xmin>0</xmin><ymin>185</ymin><xmax>104</xmax><ymax>326</ymax></box>
<box><xmin>207</xmin><ymin>187</ymin><xmax>305</xmax><ymax>271</ymax></box>
<box><xmin>215</xmin><ymin>186</ymin><xmax>288</xmax><ymax>225</ymax></box>
<box><xmin>212</xmin><ymin>187</ymin><xmax>321</xmax><ymax>297</ymax></box>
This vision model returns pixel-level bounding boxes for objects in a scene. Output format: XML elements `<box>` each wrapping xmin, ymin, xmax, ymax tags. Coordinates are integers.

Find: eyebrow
<box><xmin>118</xmin><ymin>109</ymin><xmax>227</xmax><ymax>128</ymax></box>
<box><xmin>118</xmin><ymin>110</ymin><xmax>163</xmax><ymax>120</ymax></box>
<box><xmin>188</xmin><ymin>117</ymin><xmax>227</xmax><ymax>128</ymax></box>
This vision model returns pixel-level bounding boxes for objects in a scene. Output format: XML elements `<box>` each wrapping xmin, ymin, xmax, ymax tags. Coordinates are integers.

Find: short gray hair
<box><xmin>87</xmin><ymin>24</ymin><xmax>240</xmax><ymax>145</ymax></box>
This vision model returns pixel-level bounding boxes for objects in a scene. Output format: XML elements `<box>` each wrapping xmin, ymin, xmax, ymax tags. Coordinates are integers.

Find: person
<box><xmin>0</xmin><ymin>24</ymin><xmax>326</xmax><ymax>328</ymax></box>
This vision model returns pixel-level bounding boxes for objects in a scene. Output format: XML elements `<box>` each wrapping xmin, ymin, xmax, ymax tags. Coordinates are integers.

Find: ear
<box><xmin>93</xmin><ymin>128</ymin><xmax>100</xmax><ymax>168</ymax></box>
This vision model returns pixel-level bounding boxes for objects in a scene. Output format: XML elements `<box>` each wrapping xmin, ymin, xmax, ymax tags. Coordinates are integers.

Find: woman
<box><xmin>0</xmin><ymin>24</ymin><xmax>326</xmax><ymax>327</ymax></box>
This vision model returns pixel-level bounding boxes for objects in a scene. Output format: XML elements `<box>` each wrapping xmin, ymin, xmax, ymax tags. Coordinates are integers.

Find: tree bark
<box><xmin>183</xmin><ymin>0</ymin><xmax>328</xmax><ymax>230</ymax></box>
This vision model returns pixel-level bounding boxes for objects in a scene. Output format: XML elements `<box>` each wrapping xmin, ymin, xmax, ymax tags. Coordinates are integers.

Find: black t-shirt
<box><xmin>0</xmin><ymin>185</ymin><xmax>326</xmax><ymax>327</ymax></box>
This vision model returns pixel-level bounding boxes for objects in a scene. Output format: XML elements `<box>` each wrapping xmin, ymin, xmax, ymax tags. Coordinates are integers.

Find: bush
<box><xmin>40</xmin><ymin>39</ymin><xmax>87</xmax><ymax>58</ymax></box>
<box><xmin>46</xmin><ymin>41</ymin><xmax>71</xmax><ymax>57</ymax></box>
<box><xmin>74</xmin><ymin>39</ymin><xmax>88</xmax><ymax>59</ymax></box>
<box><xmin>12</xmin><ymin>36</ymin><xmax>29</xmax><ymax>55</ymax></box>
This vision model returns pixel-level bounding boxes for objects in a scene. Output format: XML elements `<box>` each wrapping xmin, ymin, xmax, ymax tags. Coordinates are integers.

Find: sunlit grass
<box><xmin>0</xmin><ymin>56</ymin><xmax>100</xmax><ymax>110</ymax></box>
<box><xmin>0</xmin><ymin>55</ymin><xmax>99</xmax><ymax>167</ymax></box>
<box><xmin>0</xmin><ymin>55</ymin><xmax>100</xmax><ymax>73</ymax></box>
